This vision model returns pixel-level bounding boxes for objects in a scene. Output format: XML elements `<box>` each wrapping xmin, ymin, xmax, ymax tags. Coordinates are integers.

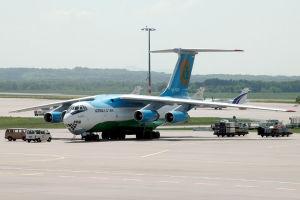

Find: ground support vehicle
<box><xmin>287</xmin><ymin>116</ymin><xmax>300</xmax><ymax>128</ymax></box>
<box><xmin>211</xmin><ymin>120</ymin><xmax>249</xmax><ymax>137</ymax></box>
<box><xmin>26</xmin><ymin>129</ymin><xmax>52</xmax><ymax>142</ymax></box>
<box><xmin>257</xmin><ymin>120</ymin><xmax>293</xmax><ymax>137</ymax></box>
<box><xmin>5</xmin><ymin>128</ymin><xmax>27</xmax><ymax>141</ymax></box>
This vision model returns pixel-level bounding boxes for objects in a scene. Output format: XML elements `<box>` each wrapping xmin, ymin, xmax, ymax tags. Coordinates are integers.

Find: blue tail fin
<box><xmin>151</xmin><ymin>48</ymin><xmax>243</xmax><ymax>99</ymax></box>
<box><xmin>160</xmin><ymin>50</ymin><xmax>196</xmax><ymax>98</ymax></box>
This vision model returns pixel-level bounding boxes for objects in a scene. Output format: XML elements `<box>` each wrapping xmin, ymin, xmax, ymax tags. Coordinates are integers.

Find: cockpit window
<box><xmin>67</xmin><ymin>105</ymin><xmax>88</xmax><ymax>114</ymax></box>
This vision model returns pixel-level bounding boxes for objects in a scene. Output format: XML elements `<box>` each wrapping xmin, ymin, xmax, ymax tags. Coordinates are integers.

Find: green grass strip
<box><xmin>0</xmin><ymin>117</ymin><xmax>65</xmax><ymax>129</ymax></box>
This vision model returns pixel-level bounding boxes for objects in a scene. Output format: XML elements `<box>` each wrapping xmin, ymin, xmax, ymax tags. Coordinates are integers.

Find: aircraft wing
<box><xmin>120</xmin><ymin>94</ymin><xmax>295</xmax><ymax>112</ymax></box>
<box><xmin>10</xmin><ymin>96</ymin><xmax>96</xmax><ymax>113</ymax></box>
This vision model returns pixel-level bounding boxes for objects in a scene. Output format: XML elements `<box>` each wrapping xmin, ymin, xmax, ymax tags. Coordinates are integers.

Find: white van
<box><xmin>26</xmin><ymin>129</ymin><xmax>52</xmax><ymax>143</ymax></box>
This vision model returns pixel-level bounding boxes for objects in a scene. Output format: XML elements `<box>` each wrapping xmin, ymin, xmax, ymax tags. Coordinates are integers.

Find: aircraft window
<box><xmin>67</xmin><ymin>105</ymin><xmax>87</xmax><ymax>113</ymax></box>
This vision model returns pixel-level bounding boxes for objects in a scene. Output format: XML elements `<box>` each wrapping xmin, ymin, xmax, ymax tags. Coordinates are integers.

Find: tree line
<box><xmin>0</xmin><ymin>79</ymin><xmax>299</xmax><ymax>95</ymax></box>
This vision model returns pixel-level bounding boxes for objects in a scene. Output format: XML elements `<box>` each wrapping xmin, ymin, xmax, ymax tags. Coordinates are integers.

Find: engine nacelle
<box><xmin>165</xmin><ymin>111</ymin><xmax>189</xmax><ymax>123</ymax></box>
<box><xmin>134</xmin><ymin>110</ymin><xmax>159</xmax><ymax>122</ymax></box>
<box><xmin>44</xmin><ymin>112</ymin><xmax>63</xmax><ymax>123</ymax></box>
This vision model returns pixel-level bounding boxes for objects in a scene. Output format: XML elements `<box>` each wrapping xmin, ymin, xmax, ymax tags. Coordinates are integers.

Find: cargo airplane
<box><xmin>11</xmin><ymin>48</ymin><xmax>295</xmax><ymax>141</ymax></box>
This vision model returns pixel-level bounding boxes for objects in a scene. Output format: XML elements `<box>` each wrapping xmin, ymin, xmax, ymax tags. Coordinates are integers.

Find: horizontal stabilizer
<box><xmin>151</xmin><ymin>48</ymin><xmax>243</xmax><ymax>54</ymax></box>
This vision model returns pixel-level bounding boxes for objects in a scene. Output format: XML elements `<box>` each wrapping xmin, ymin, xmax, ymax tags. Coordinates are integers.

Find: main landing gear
<box><xmin>83</xmin><ymin>133</ymin><xmax>100</xmax><ymax>142</ymax></box>
<box><xmin>136</xmin><ymin>131</ymin><xmax>160</xmax><ymax>140</ymax></box>
<box><xmin>101</xmin><ymin>131</ymin><xmax>126</xmax><ymax>141</ymax></box>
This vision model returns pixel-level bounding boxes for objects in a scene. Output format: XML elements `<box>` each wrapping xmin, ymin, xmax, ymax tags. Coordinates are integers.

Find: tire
<box><xmin>109</xmin><ymin>133</ymin><xmax>118</xmax><ymax>140</ymax></box>
<box><xmin>136</xmin><ymin>132</ymin><xmax>144</xmax><ymax>140</ymax></box>
<box><xmin>119</xmin><ymin>132</ymin><xmax>126</xmax><ymax>140</ymax></box>
<box><xmin>37</xmin><ymin>138</ymin><xmax>41</xmax><ymax>142</ymax></box>
<box><xmin>85</xmin><ymin>136</ymin><xmax>90</xmax><ymax>142</ymax></box>
<box><xmin>95</xmin><ymin>135</ymin><xmax>100</xmax><ymax>141</ymax></box>
<box><xmin>155</xmin><ymin>131</ymin><xmax>160</xmax><ymax>138</ymax></box>
<box><xmin>47</xmin><ymin>137</ymin><xmax>52</xmax><ymax>142</ymax></box>
<box><xmin>22</xmin><ymin>137</ymin><xmax>26</xmax><ymax>141</ymax></box>
<box><xmin>13</xmin><ymin>139</ymin><xmax>16</xmax><ymax>141</ymax></box>
<box><xmin>27</xmin><ymin>140</ymin><xmax>31</xmax><ymax>143</ymax></box>
<box><xmin>8</xmin><ymin>137</ymin><xmax>12</xmax><ymax>141</ymax></box>
<box><xmin>102</xmin><ymin>132</ymin><xmax>110</xmax><ymax>140</ymax></box>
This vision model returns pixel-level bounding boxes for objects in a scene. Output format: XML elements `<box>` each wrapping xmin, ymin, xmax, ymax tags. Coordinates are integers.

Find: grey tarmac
<box><xmin>0</xmin><ymin>129</ymin><xmax>299</xmax><ymax>200</ymax></box>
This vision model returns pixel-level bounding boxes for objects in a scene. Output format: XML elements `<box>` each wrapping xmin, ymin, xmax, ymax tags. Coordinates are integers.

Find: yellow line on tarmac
<box><xmin>141</xmin><ymin>149</ymin><xmax>169</xmax><ymax>158</ymax></box>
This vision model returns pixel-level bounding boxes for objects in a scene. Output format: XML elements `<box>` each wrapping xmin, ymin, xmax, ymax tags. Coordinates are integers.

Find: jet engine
<box><xmin>44</xmin><ymin>111</ymin><xmax>63</xmax><ymax>123</ymax></box>
<box><xmin>165</xmin><ymin>111</ymin><xmax>189</xmax><ymax>123</ymax></box>
<box><xmin>134</xmin><ymin>110</ymin><xmax>159</xmax><ymax>122</ymax></box>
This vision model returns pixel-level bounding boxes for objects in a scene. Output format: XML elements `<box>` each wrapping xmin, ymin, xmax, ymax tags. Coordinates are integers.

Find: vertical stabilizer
<box><xmin>151</xmin><ymin>48</ymin><xmax>243</xmax><ymax>98</ymax></box>
<box><xmin>232</xmin><ymin>88</ymin><xmax>250</xmax><ymax>104</ymax></box>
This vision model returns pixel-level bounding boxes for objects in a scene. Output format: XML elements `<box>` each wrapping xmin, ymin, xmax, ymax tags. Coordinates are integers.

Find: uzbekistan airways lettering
<box><xmin>95</xmin><ymin>108</ymin><xmax>114</xmax><ymax>113</ymax></box>
<box><xmin>180</xmin><ymin>58</ymin><xmax>190</xmax><ymax>86</ymax></box>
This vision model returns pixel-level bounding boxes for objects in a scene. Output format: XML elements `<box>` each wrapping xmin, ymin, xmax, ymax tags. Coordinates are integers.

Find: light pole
<box><xmin>141</xmin><ymin>26</ymin><xmax>156</xmax><ymax>95</ymax></box>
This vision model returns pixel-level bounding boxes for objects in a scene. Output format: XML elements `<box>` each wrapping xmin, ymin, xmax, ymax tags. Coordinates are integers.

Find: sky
<box><xmin>0</xmin><ymin>0</ymin><xmax>299</xmax><ymax>75</ymax></box>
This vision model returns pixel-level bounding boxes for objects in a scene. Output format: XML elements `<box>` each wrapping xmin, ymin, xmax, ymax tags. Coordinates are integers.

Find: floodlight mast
<box><xmin>141</xmin><ymin>26</ymin><xmax>156</xmax><ymax>95</ymax></box>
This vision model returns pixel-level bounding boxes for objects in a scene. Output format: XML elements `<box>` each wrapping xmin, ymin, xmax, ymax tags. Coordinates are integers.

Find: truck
<box><xmin>211</xmin><ymin>119</ymin><xmax>249</xmax><ymax>137</ymax></box>
<box><xmin>257</xmin><ymin>120</ymin><xmax>293</xmax><ymax>137</ymax></box>
<box><xmin>26</xmin><ymin>129</ymin><xmax>52</xmax><ymax>142</ymax></box>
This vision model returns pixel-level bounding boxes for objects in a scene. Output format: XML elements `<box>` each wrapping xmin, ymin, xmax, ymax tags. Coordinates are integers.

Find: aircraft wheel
<box><xmin>119</xmin><ymin>132</ymin><xmax>126</xmax><ymax>140</ymax></box>
<box><xmin>95</xmin><ymin>134</ymin><xmax>100</xmax><ymax>141</ymax></box>
<box><xmin>145</xmin><ymin>132</ymin><xmax>153</xmax><ymax>139</ymax></box>
<box><xmin>136</xmin><ymin>132</ymin><xmax>144</xmax><ymax>140</ymax></box>
<box><xmin>102</xmin><ymin>132</ymin><xmax>110</xmax><ymax>140</ymax></box>
<box><xmin>109</xmin><ymin>132</ymin><xmax>118</xmax><ymax>140</ymax></box>
<box><xmin>152</xmin><ymin>131</ymin><xmax>160</xmax><ymax>139</ymax></box>
<box><xmin>85</xmin><ymin>135</ymin><xmax>91</xmax><ymax>141</ymax></box>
